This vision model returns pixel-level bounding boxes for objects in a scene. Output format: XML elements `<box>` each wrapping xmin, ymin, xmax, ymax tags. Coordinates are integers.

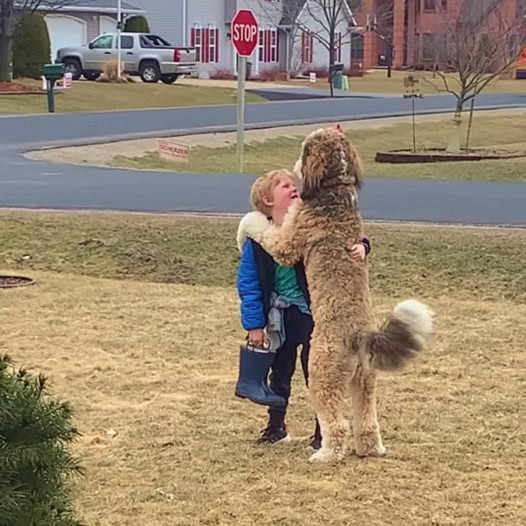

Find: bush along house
<box><xmin>130</xmin><ymin>0</ymin><xmax>357</xmax><ymax>79</ymax></box>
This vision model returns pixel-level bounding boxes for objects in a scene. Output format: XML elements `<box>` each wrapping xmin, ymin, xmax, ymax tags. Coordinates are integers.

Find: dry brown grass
<box><xmin>0</xmin><ymin>213</ymin><xmax>524</xmax><ymax>525</ymax></box>
<box><xmin>0</xmin><ymin>276</ymin><xmax>524</xmax><ymax>525</ymax></box>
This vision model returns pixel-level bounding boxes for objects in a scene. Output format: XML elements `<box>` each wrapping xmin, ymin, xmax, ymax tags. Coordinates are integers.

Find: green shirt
<box><xmin>273</xmin><ymin>262</ymin><xmax>303</xmax><ymax>299</ymax></box>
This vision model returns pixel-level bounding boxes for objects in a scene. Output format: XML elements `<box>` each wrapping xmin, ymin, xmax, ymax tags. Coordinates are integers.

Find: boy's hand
<box><xmin>350</xmin><ymin>243</ymin><xmax>366</xmax><ymax>262</ymax></box>
<box><xmin>248</xmin><ymin>329</ymin><xmax>265</xmax><ymax>347</ymax></box>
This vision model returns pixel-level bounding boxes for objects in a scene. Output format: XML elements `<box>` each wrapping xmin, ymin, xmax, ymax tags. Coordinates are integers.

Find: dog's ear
<box><xmin>301</xmin><ymin>145</ymin><xmax>326</xmax><ymax>199</ymax></box>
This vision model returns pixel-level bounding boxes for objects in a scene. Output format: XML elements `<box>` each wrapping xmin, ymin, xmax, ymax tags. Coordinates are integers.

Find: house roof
<box><xmin>279</xmin><ymin>0</ymin><xmax>357</xmax><ymax>27</ymax></box>
<box><xmin>38</xmin><ymin>0</ymin><xmax>144</xmax><ymax>14</ymax></box>
<box><xmin>279</xmin><ymin>0</ymin><xmax>305</xmax><ymax>26</ymax></box>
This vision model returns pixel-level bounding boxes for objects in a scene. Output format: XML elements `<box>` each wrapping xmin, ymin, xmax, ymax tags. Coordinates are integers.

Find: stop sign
<box><xmin>231</xmin><ymin>9</ymin><xmax>259</xmax><ymax>57</ymax></box>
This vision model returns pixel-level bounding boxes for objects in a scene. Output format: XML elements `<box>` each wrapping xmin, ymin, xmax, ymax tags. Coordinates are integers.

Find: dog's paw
<box><xmin>355</xmin><ymin>442</ymin><xmax>386</xmax><ymax>458</ymax></box>
<box><xmin>309</xmin><ymin>447</ymin><xmax>342</xmax><ymax>463</ymax></box>
<box><xmin>355</xmin><ymin>430</ymin><xmax>386</xmax><ymax>458</ymax></box>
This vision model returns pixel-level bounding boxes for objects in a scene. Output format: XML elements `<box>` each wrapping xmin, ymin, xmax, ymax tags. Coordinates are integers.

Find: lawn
<box><xmin>0</xmin><ymin>79</ymin><xmax>265</xmax><ymax>114</ymax></box>
<box><xmin>114</xmin><ymin>112</ymin><xmax>526</xmax><ymax>182</ymax></box>
<box><xmin>0</xmin><ymin>211</ymin><xmax>525</xmax><ymax>525</ymax></box>
<box><xmin>292</xmin><ymin>69</ymin><xmax>526</xmax><ymax>95</ymax></box>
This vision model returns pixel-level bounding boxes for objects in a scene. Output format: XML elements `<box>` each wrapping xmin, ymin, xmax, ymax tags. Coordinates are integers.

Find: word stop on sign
<box><xmin>233</xmin><ymin>23</ymin><xmax>258</xmax><ymax>42</ymax></box>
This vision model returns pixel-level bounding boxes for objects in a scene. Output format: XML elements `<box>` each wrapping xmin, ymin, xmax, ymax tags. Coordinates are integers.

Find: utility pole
<box><xmin>117</xmin><ymin>0</ymin><xmax>122</xmax><ymax>79</ymax></box>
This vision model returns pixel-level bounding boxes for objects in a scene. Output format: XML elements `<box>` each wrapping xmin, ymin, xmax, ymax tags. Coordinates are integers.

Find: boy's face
<box><xmin>265</xmin><ymin>177</ymin><xmax>299</xmax><ymax>213</ymax></box>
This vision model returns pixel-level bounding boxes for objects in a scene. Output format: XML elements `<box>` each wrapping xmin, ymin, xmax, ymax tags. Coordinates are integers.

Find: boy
<box><xmin>236</xmin><ymin>169</ymin><xmax>370</xmax><ymax>446</ymax></box>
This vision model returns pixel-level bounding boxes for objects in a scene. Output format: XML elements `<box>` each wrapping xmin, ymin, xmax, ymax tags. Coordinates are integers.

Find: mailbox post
<box><xmin>43</xmin><ymin>63</ymin><xmax>65</xmax><ymax>113</ymax></box>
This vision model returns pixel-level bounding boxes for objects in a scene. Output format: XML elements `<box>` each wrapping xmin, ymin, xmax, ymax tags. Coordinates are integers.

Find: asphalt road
<box><xmin>1</xmin><ymin>91</ymin><xmax>525</xmax><ymax>226</ymax></box>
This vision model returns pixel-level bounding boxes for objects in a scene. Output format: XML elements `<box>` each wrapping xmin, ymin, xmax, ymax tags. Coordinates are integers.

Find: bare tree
<box><xmin>0</xmin><ymin>0</ymin><xmax>77</xmax><ymax>82</ymax></box>
<box><xmin>424</xmin><ymin>0</ymin><xmax>526</xmax><ymax>152</ymax></box>
<box><xmin>349</xmin><ymin>0</ymin><xmax>394</xmax><ymax>76</ymax></box>
<box><xmin>302</xmin><ymin>0</ymin><xmax>355</xmax><ymax>96</ymax></box>
<box><xmin>256</xmin><ymin>0</ymin><xmax>305</xmax><ymax>79</ymax></box>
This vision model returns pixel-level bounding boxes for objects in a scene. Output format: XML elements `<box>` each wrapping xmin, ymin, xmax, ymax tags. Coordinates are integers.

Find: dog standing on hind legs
<box><xmin>257</xmin><ymin>127</ymin><xmax>434</xmax><ymax>463</ymax></box>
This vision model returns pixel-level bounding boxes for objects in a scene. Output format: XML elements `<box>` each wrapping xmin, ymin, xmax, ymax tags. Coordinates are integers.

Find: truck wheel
<box><xmin>140</xmin><ymin>61</ymin><xmax>161</xmax><ymax>83</ymax></box>
<box><xmin>83</xmin><ymin>71</ymin><xmax>100</xmax><ymax>81</ymax></box>
<box><xmin>160</xmin><ymin>74</ymin><xmax>178</xmax><ymax>84</ymax></box>
<box><xmin>63</xmin><ymin>58</ymin><xmax>81</xmax><ymax>80</ymax></box>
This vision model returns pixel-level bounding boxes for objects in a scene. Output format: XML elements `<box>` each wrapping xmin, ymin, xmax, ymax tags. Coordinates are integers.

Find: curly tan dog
<box><xmin>257</xmin><ymin>127</ymin><xmax>434</xmax><ymax>463</ymax></box>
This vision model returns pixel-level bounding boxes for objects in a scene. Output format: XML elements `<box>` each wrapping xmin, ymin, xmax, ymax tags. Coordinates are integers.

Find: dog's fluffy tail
<box><xmin>364</xmin><ymin>300</ymin><xmax>434</xmax><ymax>371</ymax></box>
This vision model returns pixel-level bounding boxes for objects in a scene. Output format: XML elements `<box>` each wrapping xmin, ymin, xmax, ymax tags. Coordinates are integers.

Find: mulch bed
<box><xmin>0</xmin><ymin>81</ymin><xmax>45</xmax><ymax>95</ymax></box>
<box><xmin>375</xmin><ymin>148</ymin><xmax>526</xmax><ymax>163</ymax></box>
<box><xmin>0</xmin><ymin>275</ymin><xmax>35</xmax><ymax>288</ymax></box>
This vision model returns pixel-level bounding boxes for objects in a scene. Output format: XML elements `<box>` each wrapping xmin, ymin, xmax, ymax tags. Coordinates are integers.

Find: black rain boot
<box><xmin>235</xmin><ymin>345</ymin><xmax>286</xmax><ymax>407</ymax></box>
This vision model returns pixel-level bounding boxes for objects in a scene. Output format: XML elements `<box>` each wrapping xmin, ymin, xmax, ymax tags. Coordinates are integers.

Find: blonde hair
<box><xmin>249</xmin><ymin>169</ymin><xmax>297</xmax><ymax>217</ymax></box>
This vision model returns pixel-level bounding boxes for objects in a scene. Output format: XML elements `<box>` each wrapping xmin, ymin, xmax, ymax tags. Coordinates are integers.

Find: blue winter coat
<box><xmin>236</xmin><ymin>239</ymin><xmax>309</xmax><ymax>331</ymax></box>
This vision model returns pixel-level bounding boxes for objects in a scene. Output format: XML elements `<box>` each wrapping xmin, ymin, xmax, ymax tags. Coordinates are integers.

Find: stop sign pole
<box><xmin>231</xmin><ymin>10</ymin><xmax>259</xmax><ymax>174</ymax></box>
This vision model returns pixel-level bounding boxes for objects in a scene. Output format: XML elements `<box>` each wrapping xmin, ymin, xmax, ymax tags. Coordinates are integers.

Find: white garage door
<box><xmin>99</xmin><ymin>16</ymin><xmax>117</xmax><ymax>35</ymax></box>
<box><xmin>45</xmin><ymin>15</ymin><xmax>87</xmax><ymax>62</ymax></box>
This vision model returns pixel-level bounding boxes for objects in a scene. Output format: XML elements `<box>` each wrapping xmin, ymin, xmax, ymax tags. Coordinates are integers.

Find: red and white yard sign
<box><xmin>231</xmin><ymin>9</ymin><xmax>259</xmax><ymax>57</ymax></box>
<box><xmin>158</xmin><ymin>139</ymin><xmax>190</xmax><ymax>164</ymax></box>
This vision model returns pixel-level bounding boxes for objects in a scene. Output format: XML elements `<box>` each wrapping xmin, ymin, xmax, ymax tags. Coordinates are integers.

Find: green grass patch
<box><xmin>0</xmin><ymin>80</ymin><xmax>265</xmax><ymax>114</ymax></box>
<box><xmin>0</xmin><ymin>211</ymin><xmax>524</xmax><ymax>302</ymax></box>
<box><xmin>113</xmin><ymin>113</ymin><xmax>526</xmax><ymax>182</ymax></box>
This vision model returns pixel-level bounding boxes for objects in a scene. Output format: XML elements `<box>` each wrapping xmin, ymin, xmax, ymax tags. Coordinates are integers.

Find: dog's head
<box><xmin>296</xmin><ymin>126</ymin><xmax>363</xmax><ymax>200</ymax></box>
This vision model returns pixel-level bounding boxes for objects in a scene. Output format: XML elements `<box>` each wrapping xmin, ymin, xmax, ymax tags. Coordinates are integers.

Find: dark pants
<box><xmin>268</xmin><ymin>305</ymin><xmax>314</xmax><ymax>427</ymax></box>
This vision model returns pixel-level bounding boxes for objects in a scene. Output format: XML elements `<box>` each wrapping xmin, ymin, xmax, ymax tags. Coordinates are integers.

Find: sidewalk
<box><xmin>177</xmin><ymin>77</ymin><xmax>405</xmax><ymax>99</ymax></box>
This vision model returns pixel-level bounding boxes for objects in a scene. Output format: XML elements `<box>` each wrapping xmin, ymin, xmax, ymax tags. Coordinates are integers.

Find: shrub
<box><xmin>255</xmin><ymin>67</ymin><xmax>288</xmax><ymax>81</ymax></box>
<box><xmin>13</xmin><ymin>14</ymin><xmax>51</xmax><ymax>79</ymax></box>
<box><xmin>209</xmin><ymin>68</ymin><xmax>237</xmax><ymax>80</ymax></box>
<box><xmin>96</xmin><ymin>59</ymin><xmax>130</xmax><ymax>83</ymax></box>
<box><xmin>124</xmin><ymin>16</ymin><xmax>150</xmax><ymax>33</ymax></box>
<box><xmin>302</xmin><ymin>65</ymin><xmax>329</xmax><ymax>79</ymax></box>
<box><xmin>0</xmin><ymin>354</ymin><xmax>83</xmax><ymax>526</ymax></box>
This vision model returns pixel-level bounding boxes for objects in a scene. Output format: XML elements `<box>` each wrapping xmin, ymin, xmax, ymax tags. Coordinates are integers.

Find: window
<box><xmin>441</xmin><ymin>0</ymin><xmax>447</xmax><ymax>11</ymax></box>
<box><xmin>351</xmin><ymin>34</ymin><xmax>364</xmax><ymax>61</ymax></box>
<box><xmin>258</xmin><ymin>30</ymin><xmax>264</xmax><ymax>61</ymax></box>
<box><xmin>139</xmin><ymin>34</ymin><xmax>171</xmax><ymax>48</ymax></box>
<box><xmin>424</xmin><ymin>0</ymin><xmax>436</xmax><ymax>12</ymax></box>
<box><xmin>191</xmin><ymin>26</ymin><xmax>219</xmax><ymax>63</ymax></box>
<box><xmin>193</xmin><ymin>26</ymin><xmax>202</xmax><ymax>61</ymax></box>
<box><xmin>301</xmin><ymin>31</ymin><xmax>314</xmax><ymax>63</ymax></box>
<box><xmin>334</xmin><ymin>32</ymin><xmax>342</xmax><ymax>62</ymax></box>
<box><xmin>120</xmin><ymin>36</ymin><xmax>133</xmax><ymax>49</ymax></box>
<box><xmin>270</xmin><ymin>29</ymin><xmax>277</xmax><ymax>62</ymax></box>
<box><xmin>258</xmin><ymin>28</ymin><xmax>279</xmax><ymax>63</ymax></box>
<box><xmin>91</xmin><ymin>35</ymin><xmax>113</xmax><ymax>49</ymax></box>
<box><xmin>209</xmin><ymin>26</ymin><xmax>217</xmax><ymax>62</ymax></box>
<box><xmin>423</xmin><ymin>33</ymin><xmax>434</xmax><ymax>60</ymax></box>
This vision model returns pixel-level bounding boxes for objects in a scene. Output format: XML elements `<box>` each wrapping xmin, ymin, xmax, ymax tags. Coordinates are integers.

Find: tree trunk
<box><xmin>386</xmin><ymin>38</ymin><xmax>393</xmax><ymax>78</ymax></box>
<box><xmin>287</xmin><ymin>31</ymin><xmax>294</xmax><ymax>80</ymax></box>
<box><xmin>0</xmin><ymin>34</ymin><xmax>12</xmax><ymax>82</ymax></box>
<box><xmin>447</xmin><ymin>107</ymin><xmax>463</xmax><ymax>153</ymax></box>
<box><xmin>465</xmin><ymin>97</ymin><xmax>475</xmax><ymax>152</ymax></box>
<box><xmin>328</xmin><ymin>41</ymin><xmax>335</xmax><ymax>98</ymax></box>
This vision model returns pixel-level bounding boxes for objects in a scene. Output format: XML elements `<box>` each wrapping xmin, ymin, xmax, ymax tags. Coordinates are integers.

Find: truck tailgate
<box><xmin>177</xmin><ymin>48</ymin><xmax>197</xmax><ymax>63</ymax></box>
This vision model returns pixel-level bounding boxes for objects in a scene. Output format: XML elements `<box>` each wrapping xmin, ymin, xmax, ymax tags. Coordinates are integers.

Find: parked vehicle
<box><xmin>56</xmin><ymin>33</ymin><xmax>198</xmax><ymax>83</ymax></box>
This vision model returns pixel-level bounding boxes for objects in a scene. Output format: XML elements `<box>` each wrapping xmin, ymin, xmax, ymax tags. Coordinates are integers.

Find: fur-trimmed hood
<box><xmin>236</xmin><ymin>211</ymin><xmax>272</xmax><ymax>252</ymax></box>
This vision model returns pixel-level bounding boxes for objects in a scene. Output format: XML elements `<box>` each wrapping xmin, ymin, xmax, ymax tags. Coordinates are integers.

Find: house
<box><xmin>353</xmin><ymin>0</ymin><xmax>522</xmax><ymax>70</ymax></box>
<box><xmin>38</xmin><ymin>0</ymin><xmax>144</xmax><ymax>61</ymax></box>
<box><xmin>129</xmin><ymin>0</ymin><xmax>357</xmax><ymax>78</ymax></box>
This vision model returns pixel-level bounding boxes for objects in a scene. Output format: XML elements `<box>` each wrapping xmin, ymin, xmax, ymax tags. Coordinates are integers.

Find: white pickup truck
<box><xmin>56</xmin><ymin>33</ymin><xmax>198</xmax><ymax>84</ymax></box>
